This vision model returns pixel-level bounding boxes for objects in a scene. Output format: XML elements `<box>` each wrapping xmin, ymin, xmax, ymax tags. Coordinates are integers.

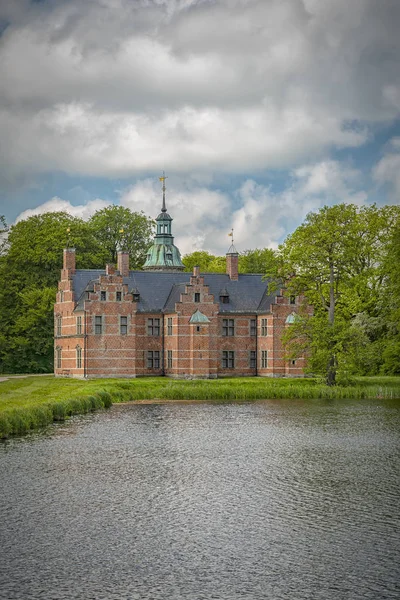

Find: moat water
<box><xmin>0</xmin><ymin>399</ymin><xmax>399</xmax><ymax>600</ymax></box>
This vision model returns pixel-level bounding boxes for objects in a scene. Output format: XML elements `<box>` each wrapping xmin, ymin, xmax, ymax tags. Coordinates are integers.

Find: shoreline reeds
<box><xmin>1</xmin><ymin>376</ymin><xmax>399</xmax><ymax>438</ymax></box>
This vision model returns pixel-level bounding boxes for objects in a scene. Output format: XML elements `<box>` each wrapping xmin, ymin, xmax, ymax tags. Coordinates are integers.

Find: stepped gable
<box><xmin>72</xmin><ymin>270</ymin><xmax>272</xmax><ymax>314</ymax></box>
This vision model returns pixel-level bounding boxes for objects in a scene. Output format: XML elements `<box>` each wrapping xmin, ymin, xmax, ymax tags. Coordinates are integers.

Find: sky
<box><xmin>0</xmin><ymin>0</ymin><xmax>399</xmax><ymax>255</ymax></box>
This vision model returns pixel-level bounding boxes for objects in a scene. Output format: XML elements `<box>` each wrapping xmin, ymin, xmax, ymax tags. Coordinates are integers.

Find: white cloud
<box><xmin>13</xmin><ymin>158</ymin><xmax>369</xmax><ymax>254</ymax></box>
<box><xmin>15</xmin><ymin>197</ymin><xmax>108</xmax><ymax>223</ymax></box>
<box><xmin>1</xmin><ymin>0</ymin><xmax>399</xmax><ymax>181</ymax></box>
<box><xmin>373</xmin><ymin>138</ymin><xmax>400</xmax><ymax>198</ymax></box>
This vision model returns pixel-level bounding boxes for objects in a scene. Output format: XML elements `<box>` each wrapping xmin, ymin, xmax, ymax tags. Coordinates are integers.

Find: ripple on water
<box><xmin>0</xmin><ymin>399</ymin><xmax>399</xmax><ymax>600</ymax></box>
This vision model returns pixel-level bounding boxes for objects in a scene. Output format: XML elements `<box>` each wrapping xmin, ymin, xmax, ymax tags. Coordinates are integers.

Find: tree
<box><xmin>0</xmin><ymin>215</ymin><xmax>7</xmax><ymax>235</ymax></box>
<box><xmin>182</xmin><ymin>251</ymin><xmax>217</xmax><ymax>272</ymax></box>
<box><xmin>88</xmin><ymin>205</ymin><xmax>154</xmax><ymax>268</ymax></box>
<box><xmin>381</xmin><ymin>217</ymin><xmax>400</xmax><ymax>373</ymax></box>
<box><xmin>0</xmin><ymin>212</ymin><xmax>102</xmax><ymax>373</ymax></box>
<box><xmin>239</xmin><ymin>248</ymin><xmax>277</xmax><ymax>274</ymax></box>
<box><xmin>274</xmin><ymin>204</ymin><xmax>371</xmax><ymax>385</ymax></box>
<box><xmin>274</xmin><ymin>204</ymin><xmax>400</xmax><ymax>384</ymax></box>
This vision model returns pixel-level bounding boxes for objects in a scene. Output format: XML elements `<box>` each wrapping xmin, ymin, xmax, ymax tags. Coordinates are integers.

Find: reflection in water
<box><xmin>0</xmin><ymin>399</ymin><xmax>399</xmax><ymax>600</ymax></box>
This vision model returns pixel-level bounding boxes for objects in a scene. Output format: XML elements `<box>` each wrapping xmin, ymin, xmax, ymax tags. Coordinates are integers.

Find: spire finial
<box><xmin>159</xmin><ymin>171</ymin><xmax>168</xmax><ymax>212</ymax></box>
<box><xmin>227</xmin><ymin>228</ymin><xmax>238</xmax><ymax>254</ymax></box>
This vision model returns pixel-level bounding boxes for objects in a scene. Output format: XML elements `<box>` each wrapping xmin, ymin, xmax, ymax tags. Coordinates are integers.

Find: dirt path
<box><xmin>0</xmin><ymin>374</ymin><xmax>53</xmax><ymax>383</ymax></box>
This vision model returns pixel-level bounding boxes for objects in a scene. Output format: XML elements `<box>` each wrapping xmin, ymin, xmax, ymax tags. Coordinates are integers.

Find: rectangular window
<box><xmin>56</xmin><ymin>347</ymin><xmax>62</xmax><ymax>369</ymax></box>
<box><xmin>167</xmin><ymin>350</ymin><xmax>172</xmax><ymax>369</ymax></box>
<box><xmin>261</xmin><ymin>350</ymin><xmax>268</xmax><ymax>368</ymax></box>
<box><xmin>261</xmin><ymin>318</ymin><xmax>268</xmax><ymax>336</ymax></box>
<box><xmin>250</xmin><ymin>351</ymin><xmax>256</xmax><ymax>369</ymax></box>
<box><xmin>120</xmin><ymin>316</ymin><xmax>128</xmax><ymax>335</ymax></box>
<box><xmin>56</xmin><ymin>316</ymin><xmax>62</xmax><ymax>337</ymax></box>
<box><xmin>76</xmin><ymin>347</ymin><xmax>82</xmax><ymax>369</ymax></box>
<box><xmin>291</xmin><ymin>359</ymin><xmax>296</xmax><ymax>366</ymax></box>
<box><xmin>290</xmin><ymin>295</ymin><xmax>296</xmax><ymax>305</ymax></box>
<box><xmin>194</xmin><ymin>292</ymin><xmax>200</xmax><ymax>303</ymax></box>
<box><xmin>167</xmin><ymin>317</ymin><xmax>172</xmax><ymax>335</ymax></box>
<box><xmin>100</xmin><ymin>291</ymin><xmax>106</xmax><ymax>301</ymax></box>
<box><xmin>85</xmin><ymin>291</ymin><xmax>90</xmax><ymax>300</ymax></box>
<box><xmin>147</xmin><ymin>350</ymin><xmax>160</xmax><ymax>369</ymax></box>
<box><xmin>95</xmin><ymin>316</ymin><xmax>102</xmax><ymax>335</ymax></box>
<box><xmin>222</xmin><ymin>350</ymin><xmax>235</xmax><ymax>368</ymax></box>
<box><xmin>147</xmin><ymin>318</ymin><xmax>160</xmax><ymax>336</ymax></box>
<box><xmin>250</xmin><ymin>319</ymin><xmax>257</xmax><ymax>336</ymax></box>
<box><xmin>222</xmin><ymin>318</ymin><xmax>234</xmax><ymax>336</ymax></box>
<box><xmin>59</xmin><ymin>290</ymin><xmax>64</xmax><ymax>302</ymax></box>
<box><xmin>116</xmin><ymin>291</ymin><xmax>122</xmax><ymax>301</ymax></box>
<box><xmin>76</xmin><ymin>316</ymin><xmax>82</xmax><ymax>335</ymax></box>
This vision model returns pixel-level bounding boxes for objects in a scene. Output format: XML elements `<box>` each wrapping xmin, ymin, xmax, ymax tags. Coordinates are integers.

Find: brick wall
<box><xmin>55</xmin><ymin>263</ymin><xmax>312</xmax><ymax>379</ymax></box>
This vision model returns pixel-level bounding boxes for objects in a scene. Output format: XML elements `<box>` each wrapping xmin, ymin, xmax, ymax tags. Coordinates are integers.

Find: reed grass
<box><xmin>0</xmin><ymin>375</ymin><xmax>399</xmax><ymax>438</ymax></box>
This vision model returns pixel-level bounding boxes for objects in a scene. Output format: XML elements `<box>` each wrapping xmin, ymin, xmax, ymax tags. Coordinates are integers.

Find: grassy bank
<box><xmin>1</xmin><ymin>375</ymin><xmax>399</xmax><ymax>438</ymax></box>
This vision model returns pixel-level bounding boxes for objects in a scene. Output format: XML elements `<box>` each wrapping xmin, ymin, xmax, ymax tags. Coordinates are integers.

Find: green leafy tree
<box><xmin>239</xmin><ymin>248</ymin><xmax>277</xmax><ymax>274</ymax></box>
<box><xmin>381</xmin><ymin>217</ymin><xmax>400</xmax><ymax>373</ymax></box>
<box><xmin>274</xmin><ymin>204</ymin><xmax>400</xmax><ymax>384</ymax></box>
<box><xmin>274</xmin><ymin>204</ymin><xmax>372</xmax><ymax>385</ymax></box>
<box><xmin>88</xmin><ymin>205</ymin><xmax>154</xmax><ymax>268</ymax></box>
<box><xmin>0</xmin><ymin>215</ymin><xmax>7</xmax><ymax>234</ymax></box>
<box><xmin>182</xmin><ymin>251</ymin><xmax>217</xmax><ymax>272</ymax></box>
<box><xmin>0</xmin><ymin>212</ymin><xmax>101</xmax><ymax>373</ymax></box>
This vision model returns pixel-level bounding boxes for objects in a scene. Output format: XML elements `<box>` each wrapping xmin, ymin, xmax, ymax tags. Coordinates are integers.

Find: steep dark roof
<box><xmin>72</xmin><ymin>270</ymin><xmax>274</xmax><ymax>314</ymax></box>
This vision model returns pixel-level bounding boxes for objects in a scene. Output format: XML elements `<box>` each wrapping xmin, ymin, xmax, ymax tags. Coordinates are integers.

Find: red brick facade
<box><xmin>54</xmin><ymin>249</ymin><xmax>312</xmax><ymax>379</ymax></box>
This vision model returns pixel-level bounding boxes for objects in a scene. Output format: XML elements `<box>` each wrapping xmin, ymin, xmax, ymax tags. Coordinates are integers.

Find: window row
<box><xmin>55</xmin><ymin>347</ymin><xmax>284</xmax><ymax>371</ymax></box>
<box><xmin>55</xmin><ymin>346</ymin><xmax>82</xmax><ymax>369</ymax></box>
<box><xmin>55</xmin><ymin>316</ymin><xmax>276</xmax><ymax>337</ymax></box>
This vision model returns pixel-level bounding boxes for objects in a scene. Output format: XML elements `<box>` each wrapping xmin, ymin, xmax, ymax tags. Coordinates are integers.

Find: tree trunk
<box><xmin>326</xmin><ymin>260</ymin><xmax>337</xmax><ymax>386</ymax></box>
<box><xmin>326</xmin><ymin>355</ymin><xmax>336</xmax><ymax>386</ymax></box>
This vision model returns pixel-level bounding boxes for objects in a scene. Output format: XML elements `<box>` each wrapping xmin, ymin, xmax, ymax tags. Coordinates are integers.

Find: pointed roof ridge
<box><xmin>159</xmin><ymin>171</ymin><xmax>167</xmax><ymax>213</ymax></box>
<box><xmin>189</xmin><ymin>309</ymin><xmax>211</xmax><ymax>324</ymax></box>
<box><xmin>227</xmin><ymin>243</ymin><xmax>238</xmax><ymax>254</ymax></box>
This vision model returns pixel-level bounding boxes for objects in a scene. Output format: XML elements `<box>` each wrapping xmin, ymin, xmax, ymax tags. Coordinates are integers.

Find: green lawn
<box><xmin>1</xmin><ymin>375</ymin><xmax>399</xmax><ymax>438</ymax></box>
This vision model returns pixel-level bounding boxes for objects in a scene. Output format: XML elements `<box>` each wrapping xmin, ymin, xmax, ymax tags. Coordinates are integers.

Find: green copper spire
<box><xmin>142</xmin><ymin>173</ymin><xmax>185</xmax><ymax>271</ymax></box>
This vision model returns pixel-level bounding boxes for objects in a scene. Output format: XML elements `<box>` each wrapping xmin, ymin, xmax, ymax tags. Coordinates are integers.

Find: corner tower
<box><xmin>143</xmin><ymin>173</ymin><xmax>185</xmax><ymax>271</ymax></box>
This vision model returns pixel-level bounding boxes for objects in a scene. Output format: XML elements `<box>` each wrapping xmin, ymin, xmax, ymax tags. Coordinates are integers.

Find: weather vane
<box><xmin>159</xmin><ymin>171</ymin><xmax>168</xmax><ymax>212</ymax></box>
<box><xmin>228</xmin><ymin>228</ymin><xmax>234</xmax><ymax>245</ymax></box>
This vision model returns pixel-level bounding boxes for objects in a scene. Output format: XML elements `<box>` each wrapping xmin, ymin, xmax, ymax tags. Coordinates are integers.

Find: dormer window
<box><xmin>166</xmin><ymin>253</ymin><xmax>173</xmax><ymax>261</ymax></box>
<box><xmin>194</xmin><ymin>293</ymin><xmax>200</xmax><ymax>303</ymax></box>
<box><xmin>219</xmin><ymin>288</ymin><xmax>229</xmax><ymax>304</ymax></box>
<box><xmin>133</xmin><ymin>293</ymin><xmax>140</xmax><ymax>302</ymax></box>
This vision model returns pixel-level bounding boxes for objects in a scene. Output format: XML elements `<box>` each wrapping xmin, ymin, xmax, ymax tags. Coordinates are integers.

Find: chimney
<box><xmin>63</xmin><ymin>248</ymin><xmax>76</xmax><ymax>273</ymax></box>
<box><xmin>226</xmin><ymin>251</ymin><xmax>238</xmax><ymax>281</ymax></box>
<box><xmin>117</xmin><ymin>251</ymin><xmax>130</xmax><ymax>278</ymax></box>
<box><xmin>193</xmin><ymin>265</ymin><xmax>200</xmax><ymax>277</ymax></box>
<box><xmin>106</xmin><ymin>264</ymin><xmax>116</xmax><ymax>276</ymax></box>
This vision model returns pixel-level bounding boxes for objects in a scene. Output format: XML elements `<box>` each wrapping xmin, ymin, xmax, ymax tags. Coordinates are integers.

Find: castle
<box><xmin>54</xmin><ymin>180</ymin><xmax>309</xmax><ymax>378</ymax></box>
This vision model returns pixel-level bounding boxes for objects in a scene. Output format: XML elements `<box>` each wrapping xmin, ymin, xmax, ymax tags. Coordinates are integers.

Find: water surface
<box><xmin>0</xmin><ymin>399</ymin><xmax>399</xmax><ymax>599</ymax></box>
